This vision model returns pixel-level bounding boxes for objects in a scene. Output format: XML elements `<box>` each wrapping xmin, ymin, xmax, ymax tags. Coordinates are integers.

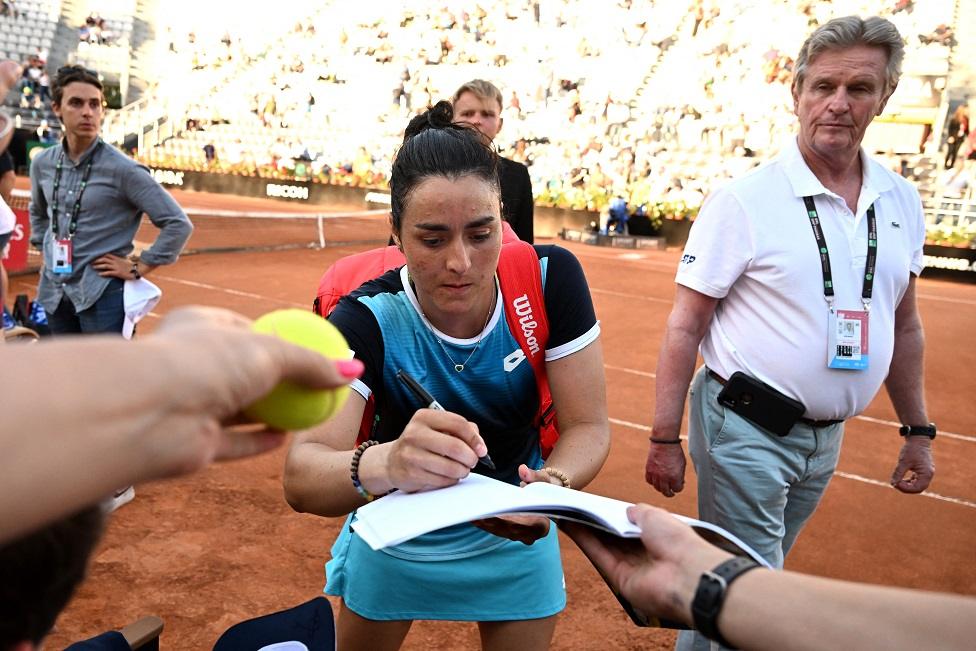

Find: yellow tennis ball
<box><xmin>244</xmin><ymin>309</ymin><xmax>351</xmax><ymax>430</ymax></box>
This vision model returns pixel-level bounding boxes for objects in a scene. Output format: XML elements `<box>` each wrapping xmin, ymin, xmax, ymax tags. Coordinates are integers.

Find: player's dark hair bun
<box><xmin>404</xmin><ymin>100</ymin><xmax>455</xmax><ymax>139</ymax></box>
<box><xmin>390</xmin><ymin>101</ymin><xmax>500</xmax><ymax>231</ymax></box>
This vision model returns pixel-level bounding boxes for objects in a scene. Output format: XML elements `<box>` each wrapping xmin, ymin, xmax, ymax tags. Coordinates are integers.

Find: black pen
<box><xmin>396</xmin><ymin>369</ymin><xmax>496</xmax><ymax>470</ymax></box>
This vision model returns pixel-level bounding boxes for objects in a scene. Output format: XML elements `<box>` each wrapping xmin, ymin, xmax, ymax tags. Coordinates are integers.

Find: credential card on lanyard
<box><xmin>51</xmin><ymin>238</ymin><xmax>73</xmax><ymax>274</ymax></box>
<box><xmin>827</xmin><ymin>310</ymin><xmax>869</xmax><ymax>370</ymax></box>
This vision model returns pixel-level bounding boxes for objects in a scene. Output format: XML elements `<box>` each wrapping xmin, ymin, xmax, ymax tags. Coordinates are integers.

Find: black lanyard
<box><xmin>802</xmin><ymin>196</ymin><xmax>877</xmax><ymax>311</ymax></box>
<box><xmin>51</xmin><ymin>141</ymin><xmax>102</xmax><ymax>240</ymax></box>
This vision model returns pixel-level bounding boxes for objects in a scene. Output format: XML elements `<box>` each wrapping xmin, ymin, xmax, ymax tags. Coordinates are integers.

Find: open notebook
<box><xmin>352</xmin><ymin>473</ymin><xmax>770</xmax><ymax>628</ymax></box>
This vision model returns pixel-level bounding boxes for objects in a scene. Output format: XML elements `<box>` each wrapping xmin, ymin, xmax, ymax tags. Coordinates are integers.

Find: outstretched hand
<box><xmin>0</xmin><ymin>305</ymin><xmax>364</xmax><ymax>544</ymax></box>
<box><xmin>563</xmin><ymin>504</ymin><xmax>730</xmax><ymax>624</ymax></box>
<box><xmin>140</xmin><ymin>306</ymin><xmax>363</xmax><ymax>478</ymax></box>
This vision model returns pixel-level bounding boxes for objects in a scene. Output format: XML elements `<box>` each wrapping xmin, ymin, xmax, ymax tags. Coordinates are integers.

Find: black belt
<box><xmin>706</xmin><ymin>369</ymin><xmax>843</xmax><ymax>428</ymax></box>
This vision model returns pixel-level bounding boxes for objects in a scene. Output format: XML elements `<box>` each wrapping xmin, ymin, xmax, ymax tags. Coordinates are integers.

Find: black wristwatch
<box><xmin>899</xmin><ymin>423</ymin><xmax>936</xmax><ymax>439</ymax></box>
<box><xmin>131</xmin><ymin>262</ymin><xmax>141</xmax><ymax>280</ymax></box>
<box><xmin>691</xmin><ymin>556</ymin><xmax>761</xmax><ymax>649</ymax></box>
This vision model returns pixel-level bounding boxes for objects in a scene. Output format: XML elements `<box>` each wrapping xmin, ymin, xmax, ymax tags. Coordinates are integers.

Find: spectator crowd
<box><xmin>134</xmin><ymin>0</ymin><xmax>961</xmax><ymax>218</ymax></box>
<box><xmin>0</xmin><ymin>0</ymin><xmax>964</xmax><ymax>217</ymax></box>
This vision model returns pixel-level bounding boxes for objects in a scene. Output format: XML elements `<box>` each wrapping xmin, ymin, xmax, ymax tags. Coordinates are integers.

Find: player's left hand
<box><xmin>91</xmin><ymin>253</ymin><xmax>135</xmax><ymax>279</ymax></box>
<box><xmin>471</xmin><ymin>513</ymin><xmax>551</xmax><ymax>545</ymax></box>
<box><xmin>470</xmin><ymin>463</ymin><xmax>559</xmax><ymax>544</ymax></box>
<box><xmin>890</xmin><ymin>436</ymin><xmax>935</xmax><ymax>494</ymax></box>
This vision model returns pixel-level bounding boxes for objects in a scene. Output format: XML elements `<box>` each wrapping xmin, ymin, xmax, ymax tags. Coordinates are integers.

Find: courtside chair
<box><xmin>64</xmin><ymin>615</ymin><xmax>164</xmax><ymax>651</ymax></box>
<box><xmin>212</xmin><ymin>597</ymin><xmax>336</xmax><ymax>651</ymax></box>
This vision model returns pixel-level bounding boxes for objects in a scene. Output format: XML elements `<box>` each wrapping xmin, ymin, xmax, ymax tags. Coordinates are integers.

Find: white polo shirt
<box><xmin>676</xmin><ymin>137</ymin><xmax>925</xmax><ymax>420</ymax></box>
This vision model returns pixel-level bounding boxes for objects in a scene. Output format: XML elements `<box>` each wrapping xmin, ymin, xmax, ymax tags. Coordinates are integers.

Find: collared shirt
<box><xmin>675</xmin><ymin>137</ymin><xmax>925</xmax><ymax>420</ymax></box>
<box><xmin>29</xmin><ymin>138</ymin><xmax>193</xmax><ymax>313</ymax></box>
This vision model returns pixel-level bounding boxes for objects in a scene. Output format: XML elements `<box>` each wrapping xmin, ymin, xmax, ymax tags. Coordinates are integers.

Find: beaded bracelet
<box><xmin>541</xmin><ymin>466</ymin><xmax>571</xmax><ymax>488</ymax></box>
<box><xmin>350</xmin><ymin>440</ymin><xmax>383</xmax><ymax>502</ymax></box>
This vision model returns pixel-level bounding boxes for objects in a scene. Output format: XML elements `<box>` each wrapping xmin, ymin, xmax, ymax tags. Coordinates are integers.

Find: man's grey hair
<box><xmin>792</xmin><ymin>15</ymin><xmax>905</xmax><ymax>96</ymax></box>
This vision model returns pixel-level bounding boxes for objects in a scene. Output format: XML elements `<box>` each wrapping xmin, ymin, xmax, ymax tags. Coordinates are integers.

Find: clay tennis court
<box><xmin>12</xmin><ymin>187</ymin><xmax>976</xmax><ymax>650</ymax></box>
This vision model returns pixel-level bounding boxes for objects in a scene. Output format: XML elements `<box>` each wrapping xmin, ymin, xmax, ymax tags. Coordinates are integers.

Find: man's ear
<box><xmin>389</xmin><ymin>217</ymin><xmax>402</xmax><ymax>251</ymax></box>
<box><xmin>51</xmin><ymin>101</ymin><xmax>62</xmax><ymax>120</ymax></box>
<box><xmin>877</xmin><ymin>82</ymin><xmax>897</xmax><ymax>116</ymax></box>
<box><xmin>497</xmin><ymin>116</ymin><xmax>504</xmax><ymax>135</ymax></box>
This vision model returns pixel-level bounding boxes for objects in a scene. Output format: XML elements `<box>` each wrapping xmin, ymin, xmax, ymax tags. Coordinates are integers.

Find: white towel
<box><xmin>122</xmin><ymin>278</ymin><xmax>161</xmax><ymax>339</ymax></box>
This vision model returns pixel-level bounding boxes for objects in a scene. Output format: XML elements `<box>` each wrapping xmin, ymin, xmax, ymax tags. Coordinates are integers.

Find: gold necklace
<box><xmin>417</xmin><ymin>277</ymin><xmax>497</xmax><ymax>373</ymax></box>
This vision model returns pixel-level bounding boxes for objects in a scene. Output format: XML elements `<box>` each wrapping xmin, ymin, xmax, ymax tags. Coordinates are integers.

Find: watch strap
<box><xmin>691</xmin><ymin>556</ymin><xmax>761</xmax><ymax>649</ymax></box>
<box><xmin>899</xmin><ymin>423</ymin><xmax>936</xmax><ymax>439</ymax></box>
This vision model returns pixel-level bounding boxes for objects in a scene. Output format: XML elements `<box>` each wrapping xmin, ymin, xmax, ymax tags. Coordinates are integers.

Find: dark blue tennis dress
<box><xmin>324</xmin><ymin>244</ymin><xmax>599</xmax><ymax>621</ymax></box>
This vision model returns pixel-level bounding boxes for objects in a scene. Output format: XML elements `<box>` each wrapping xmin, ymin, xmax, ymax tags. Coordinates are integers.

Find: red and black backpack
<box><xmin>313</xmin><ymin>239</ymin><xmax>559</xmax><ymax>458</ymax></box>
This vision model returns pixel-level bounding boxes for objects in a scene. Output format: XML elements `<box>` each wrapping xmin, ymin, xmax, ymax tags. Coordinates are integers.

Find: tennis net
<box><xmin>8</xmin><ymin>188</ymin><xmax>391</xmax><ymax>274</ymax></box>
<box><xmin>172</xmin><ymin>207</ymin><xmax>391</xmax><ymax>256</ymax></box>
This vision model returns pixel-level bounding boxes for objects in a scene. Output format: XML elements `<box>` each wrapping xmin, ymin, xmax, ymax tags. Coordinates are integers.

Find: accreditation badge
<box><xmin>51</xmin><ymin>238</ymin><xmax>73</xmax><ymax>274</ymax></box>
<box><xmin>827</xmin><ymin>310</ymin><xmax>869</xmax><ymax>370</ymax></box>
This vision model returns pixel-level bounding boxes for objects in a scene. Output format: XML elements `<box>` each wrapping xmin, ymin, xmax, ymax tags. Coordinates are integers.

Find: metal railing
<box><xmin>102</xmin><ymin>93</ymin><xmax>181</xmax><ymax>152</ymax></box>
<box><xmin>924</xmin><ymin>196</ymin><xmax>976</xmax><ymax>225</ymax></box>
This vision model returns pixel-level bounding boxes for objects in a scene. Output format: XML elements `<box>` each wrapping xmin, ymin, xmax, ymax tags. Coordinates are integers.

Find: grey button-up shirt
<box><xmin>29</xmin><ymin>138</ymin><xmax>193</xmax><ymax>313</ymax></box>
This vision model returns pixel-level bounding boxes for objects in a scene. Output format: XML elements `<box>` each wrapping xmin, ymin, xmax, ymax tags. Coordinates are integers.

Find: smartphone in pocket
<box><xmin>716</xmin><ymin>372</ymin><xmax>805</xmax><ymax>437</ymax></box>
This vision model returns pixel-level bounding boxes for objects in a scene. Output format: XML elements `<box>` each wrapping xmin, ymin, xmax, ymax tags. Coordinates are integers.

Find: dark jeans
<box><xmin>48</xmin><ymin>278</ymin><xmax>125</xmax><ymax>335</ymax></box>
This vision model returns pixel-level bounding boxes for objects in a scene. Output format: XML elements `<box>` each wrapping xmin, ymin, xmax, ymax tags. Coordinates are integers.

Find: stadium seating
<box><xmin>0</xmin><ymin>0</ymin><xmax>58</xmax><ymax>64</ymax></box>
<box><xmin>129</xmin><ymin>0</ymin><xmax>960</xmax><ymax>210</ymax></box>
<box><xmin>0</xmin><ymin>0</ymin><xmax>966</xmax><ymax>209</ymax></box>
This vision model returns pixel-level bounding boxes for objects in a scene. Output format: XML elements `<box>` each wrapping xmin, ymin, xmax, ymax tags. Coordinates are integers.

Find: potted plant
<box><xmin>659</xmin><ymin>200</ymin><xmax>699</xmax><ymax>247</ymax></box>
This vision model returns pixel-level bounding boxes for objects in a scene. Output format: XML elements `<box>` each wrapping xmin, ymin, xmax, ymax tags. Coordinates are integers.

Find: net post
<box><xmin>317</xmin><ymin>215</ymin><xmax>326</xmax><ymax>249</ymax></box>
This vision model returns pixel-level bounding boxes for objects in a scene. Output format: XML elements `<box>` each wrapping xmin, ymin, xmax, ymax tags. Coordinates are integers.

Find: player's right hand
<box><xmin>385</xmin><ymin>409</ymin><xmax>487</xmax><ymax>493</ymax></box>
<box><xmin>644</xmin><ymin>441</ymin><xmax>687</xmax><ymax>498</ymax></box>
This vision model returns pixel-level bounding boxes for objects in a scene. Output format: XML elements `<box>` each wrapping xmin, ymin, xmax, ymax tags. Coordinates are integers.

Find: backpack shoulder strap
<box><xmin>497</xmin><ymin>240</ymin><xmax>549</xmax><ymax>373</ymax></box>
<box><xmin>497</xmin><ymin>241</ymin><xmax>559</xmax><ymax>458</ymax></box>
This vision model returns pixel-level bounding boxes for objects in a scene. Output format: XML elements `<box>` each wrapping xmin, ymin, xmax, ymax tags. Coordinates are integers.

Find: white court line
<box><xmin>572</xmin><ymin>247</ymin><xmax>976</xmax><ymax>306</ymax></box>
<box><xmin>152</xmin><ymin>275</ymin><xmax>307</xmax><ymax>308</ymax></box>
<box><xmin>609</xmin><ymin>417</ymin><xmax>654</xmax><ymax>432</ymax></box>
<box><xmin>916</xmin><ymin>292</ymin><xmax>976</xmax><ymax>307</ymax></box>
<box><xmin>604</xmin><ymin>363</ymin><xmax>657</xmax><ymax>378</ymax></box>
<box><xmin>591</xmin><ymin>288</ymin><xmax>673</xmax><ymax>305</ymax></box>
<box><xmin>150</xmin><ymin>275</ymin><xmax>976</xmax><ymax>443</ymax></box>
<box><xmin>601</xmin><ymin>365</ymin><xmax>975</xmax><ymax>442</ymax></box>
<box><xmin>569</xmin><ymin>247</ymin><xmax>679</xmax><ymax>272</ymax></box>
<box><xmin>833</xmin><ymin>471</ymin><xmax>976</xmax><ymax>509</ymax></box>
<box><xmin>607</xmin><ymin>416</ymin><xmax>976</xmax><ymax>510</ymax></box>
<box><xmin>594</xmin><ymin>286</ymin><xmax>976</xmax><ymax>309</ymax></box>
<box><xmin>853</xmin><ymin>414</ymin><xmax>976</xmax><ymax>443</ymax></box>
<box><xmin>181</xmin><ymin>207</ymin><xmax>389</xmax><ymax>219</ymax></box>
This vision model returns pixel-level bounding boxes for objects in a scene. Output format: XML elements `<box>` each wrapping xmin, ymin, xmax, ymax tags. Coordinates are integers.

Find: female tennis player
<box><xmin>284</xmin><ymin>101</ymin><xmax>609</xmax><ymax>651</ymax></box>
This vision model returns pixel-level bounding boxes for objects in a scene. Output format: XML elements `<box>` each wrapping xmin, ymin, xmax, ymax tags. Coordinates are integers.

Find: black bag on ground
<box><xmin>12</xmin><ymin>294</ymin><xmax>51</xmax><ymax>336</ymax></box>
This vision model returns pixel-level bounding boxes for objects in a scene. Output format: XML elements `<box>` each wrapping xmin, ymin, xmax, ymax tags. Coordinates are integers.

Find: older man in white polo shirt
<box><xmin>644</xmin><ymin>15</ymin><xmax>934</xmax><ymax>628</ymax></box>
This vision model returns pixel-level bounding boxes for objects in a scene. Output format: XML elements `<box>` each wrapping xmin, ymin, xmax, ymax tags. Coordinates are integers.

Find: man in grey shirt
<box><xmin>29</xmin><ymin>65</ymin><xmax>192</xmax><ymax>334</ymax></box>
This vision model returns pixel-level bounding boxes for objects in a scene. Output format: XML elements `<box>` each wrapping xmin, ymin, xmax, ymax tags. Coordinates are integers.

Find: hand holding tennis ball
<box><xmin>244</xmin><ymin>309</ymin><xmax>352</xmax><ymax>430</ymax></box>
